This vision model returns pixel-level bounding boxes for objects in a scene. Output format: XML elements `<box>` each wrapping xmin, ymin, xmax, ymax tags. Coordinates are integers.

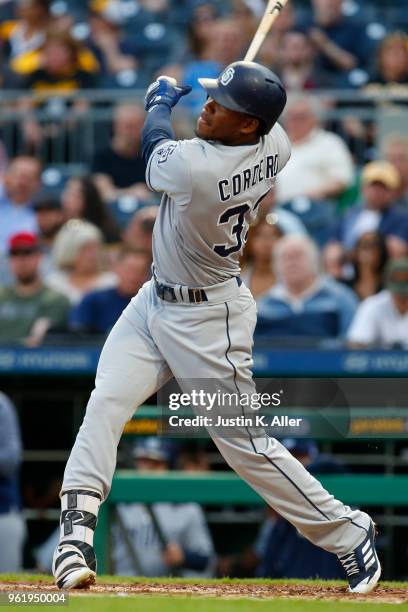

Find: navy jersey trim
<box><xmin>223</xmin><ymin>302</ymin><xmax>331</xmax><ymax>522</ymax></box>
<box><xmin>146</xmin><ymin>140</ymin><xmax>172</xmax><ymax>192</ymax></box>
<box><xmin>146</xmin><ymin>152</ymin><xmax>156</xmax><ymax>191</ymax></box>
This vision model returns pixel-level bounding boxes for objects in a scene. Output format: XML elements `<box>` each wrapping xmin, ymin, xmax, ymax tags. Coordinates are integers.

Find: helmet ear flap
<box><xmin>257</xmin><ymin>118</ymin><xmax>268</xmax><ymax>136</ymax></box>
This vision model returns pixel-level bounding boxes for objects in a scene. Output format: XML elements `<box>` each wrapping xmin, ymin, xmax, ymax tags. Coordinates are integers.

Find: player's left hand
<box><xmin>145</xmin><ymin>77</ymin><xmax>192</xmax><ymax>112</ymax></box>
<box><xmin>162</xmin><ymin>542</ymin><xmax>185</xmax><ymax>567</ymax></box>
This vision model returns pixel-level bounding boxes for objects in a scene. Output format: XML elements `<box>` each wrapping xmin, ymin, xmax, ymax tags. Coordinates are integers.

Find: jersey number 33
<box><xmin>213</xmin><ymin>203</ymin><xmax>251</xmax><ymax>258</ymax></box>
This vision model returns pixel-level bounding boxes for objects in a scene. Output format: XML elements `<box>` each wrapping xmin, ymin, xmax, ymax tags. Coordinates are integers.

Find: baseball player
<box><xmin>52</xmin><ymin>61</ymin><xmax>380</xmax><ymax>594</ymax></box>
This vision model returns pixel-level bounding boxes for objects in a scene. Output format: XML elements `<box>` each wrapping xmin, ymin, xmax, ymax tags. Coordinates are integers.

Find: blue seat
<box><xmin>110</xmin><ymin>198</ymin><xmax>153</xmax><ymax>230</ymax></box>
<box><xmin>279</xmin><ymin>198</ymin><xmax>338</xmax><ymax>247</ymax></box>
<box><xmin>41</xmin><ymin>167</ymin><xmax>70</xmax><ymax>192</ymax></box>
<box><xmin>98</xmin><ymin>70</ymin><xmax>150</xmax><ymax>90</ymax></box>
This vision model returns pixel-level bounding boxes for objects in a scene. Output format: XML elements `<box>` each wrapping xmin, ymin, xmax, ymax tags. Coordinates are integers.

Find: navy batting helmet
<box><xmin>198</xmin><ymin>61</ymin><xmax>287</xmax><ymax>135</ymax></box>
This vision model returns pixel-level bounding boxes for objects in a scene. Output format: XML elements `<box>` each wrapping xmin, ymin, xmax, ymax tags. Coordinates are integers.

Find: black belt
<box><xmin>154</xmin><ymin>276</ymin><xmax>242</xmax><ymax>304</ymax></box>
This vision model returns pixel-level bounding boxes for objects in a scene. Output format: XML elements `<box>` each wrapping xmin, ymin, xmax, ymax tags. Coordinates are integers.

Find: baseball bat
<box><xmin>143</xmin><ymin>503</ymin><xmax>182</xmax><ymax>577</ymax></box>
<box><xmin>143</xmin><ymin>503</ymin><xmax>168</xmax><ymax>548</ymax></box>
<box><xmin>244</xmin><ymin>0</ymin><xmax>290</xmax><ymax>62</ymax></box>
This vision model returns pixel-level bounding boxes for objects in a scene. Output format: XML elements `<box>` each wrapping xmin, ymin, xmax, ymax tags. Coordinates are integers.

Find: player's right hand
<box><xmin>144</xmin><ymin>77</ymin><xmax>192</xmax><ymax>112</ymax></box>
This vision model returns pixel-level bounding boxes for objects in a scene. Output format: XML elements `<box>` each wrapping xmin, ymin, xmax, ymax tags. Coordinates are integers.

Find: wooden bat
<box><xmin>244</xmin><ymin>0</ymin><xmax>290</xmax><ymax>62</ymax></box>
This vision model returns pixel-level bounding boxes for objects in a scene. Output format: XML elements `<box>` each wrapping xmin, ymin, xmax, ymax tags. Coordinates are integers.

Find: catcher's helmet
<box><xmin>198</xmin><ymin>61</ymin><xmax>287</xmax><ymax>135</ymax></box>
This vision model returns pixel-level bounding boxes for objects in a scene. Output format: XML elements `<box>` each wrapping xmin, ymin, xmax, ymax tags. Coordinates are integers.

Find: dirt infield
<box><xmin>1</xmin><ymin>579</ymin><xmax>408</xmax><ymax>604</ymax></box>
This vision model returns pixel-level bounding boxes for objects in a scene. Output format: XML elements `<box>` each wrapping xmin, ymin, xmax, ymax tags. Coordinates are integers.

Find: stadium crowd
<box><xmin>0</xmin><ymin>0</ymin><xmax>407</xmax><ymax>348</ymax></box>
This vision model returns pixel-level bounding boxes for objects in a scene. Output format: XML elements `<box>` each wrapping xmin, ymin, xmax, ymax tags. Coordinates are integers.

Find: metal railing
<box><xmin>94</xmin><ymin>472</ymin><xmax>408</xmax><ymax>576</ymax></box>
<box><xmin>1</xmin><ymin>88</ymin><xmax>407</xmax><ymax>167</ymax></box>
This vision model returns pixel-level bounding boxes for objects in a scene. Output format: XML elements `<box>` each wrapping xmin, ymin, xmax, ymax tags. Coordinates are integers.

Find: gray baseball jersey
<box><xmin>146</xmin><ymin>123</ymin><xmax>291</xmax><ymax>286</ymax></box>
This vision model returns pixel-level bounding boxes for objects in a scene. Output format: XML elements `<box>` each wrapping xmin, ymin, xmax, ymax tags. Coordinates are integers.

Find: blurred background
<box><xmin>0</xmin><ymin>0</ymin><xmax>408</xmax><ymax>583</ymax></box>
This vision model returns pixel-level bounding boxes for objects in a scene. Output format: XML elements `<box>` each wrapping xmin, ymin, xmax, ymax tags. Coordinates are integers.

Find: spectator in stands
<box><xmin>0</xmin><ymin>155</ymin><xmax>41</xmax><ymax>255</ymax></box>
<box><xmin>241</xmin><ymin>214</ymin><xmax>282</xmax><ymax>301</ymax></box>
<box><xmin>241</xmin><ymin>210</ymin><xmax>306</xmax><ymax>300</ymax></box>
<box><xmin>88</xmin><ymin>9</ymin><xmax>143</xmax><ymax>87</ymax></box>
<box><xmin>69</xmin><ymin>249</ymin><xmax>150</xmax><ymax>334</ymax></box>
<box><xmin>46</xmin><ymin>220</ymin><xmax>117</xmax><ymax>304</ymax></box>
<box><xmin>0</xmin><ymin>232</ymin><xmax>69</xmax><ymax>345</ymax></box>
<box><xmin>123</xmin><ymin>206</ymin><xmax>158</xmax><ymax>258</ymax></box>
<box><xmin>278</xmin><ymin>30</ymin><xmax>327</xmax><ymax>91</ymax></box>
<box><xmin>276</xmin><ymin>95</ymin><xmax>354</xmax><ymax>204</ymax></box>
<box><xmin>61</xmin><ymin>177</ymin><xmax>120</xmax><ymax>243</ymax></box>
<box><xmin>112</xmin><ymin>437</ymin><xmax>215</xmax><ymax>577</ymax></box>
<box><xmin>385</xmin><ymin>235</ymin><xmax>408</xmax><ymax>261</ymax></box>
<box><xmin>302</xmin><ymin>0</ymin><xmax>373</xmax><ymax>83</ymax></box>
<box><xmin>32</xmin><ymin>191</ymin><xmax>64</xmax><ymax>278</ymax></box>
<box><xmin>33</xmin><ymin>191</ymin><xmax>64</xmax><ymax>252</ymax></box>
<box><xmin>9</xmin><ymin>29</ymin><xmax>99</xmax><ymax>89</ymax></box>
<box><xmin>333</xmin><ymin>161</ymin><xmax>408</xmax><ymax>251</ymax></box>
<box><xmin>366</xmin><ymin>32</ymin><xmax>408</xmax><ymax>91</ymax></box>
<box><xmin>322</xmin><ymin>241</ymin><xmax>346</xmax><ymax>282</ymax></box>
<box><xmin>229</xmin><ymin>0</ymin><xmax>260</xmax><ymax>53</ymax></box>
<box><xmin>180</xmin><ymin>19</ymin><xmax>247</xmax><ymax>115</ymax></box>
<box><xmin>256</xmin><ymin>235</ymin><xmax>357</xmax><ymax>340</ymax></box>
<box><xmin>348</xmin><ymin>257</ymin><xmax>408</xmax><ymax>349</ymax></box>
<box><xmin>106</xmin><ymin>0</ymin><xmax>178</xmax><ymax>76</ymax></box>
<box><xmin>383</xmin><ymin>134</ymin><xmax>408</xmax><ymax>208</ymax></box>
<box><xmin>0</xmin><ymin>391</ymin><xmax>25</xmax><ymax>572</ymax></box>
<box><xmin>0</xmin><ymin>0</ymin><xmax>51</xmax><ymax>61</ymax></box>
<box><xmin>11</xmin><ymin>30</ymin><xmax>99</xmax><ymax>154</ymax></box>
<box><xmin>91</xmin><ymin>102</ymin><xmax>150</xmax><ymax>203</ymax></box>
<box><xmin>257</xmin><ymin>2</ymin><xmax>295</xmax><ymax>71</ymax></box>
<box><xmin>346</xmin><ymin>231</ymin><xmax>388</xmax><ymax>301</ymax></box>
<box><xmin>176</xmin><ymin>1</ymin><xmax>218</xmax><ymax>64</ymax></box>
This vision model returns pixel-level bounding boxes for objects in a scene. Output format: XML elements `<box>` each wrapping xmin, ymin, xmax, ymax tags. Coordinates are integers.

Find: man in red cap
<box><xmin>0</xmin><ymin>232</ymin><xmax>70</xmax><ymax>346</ymax></box>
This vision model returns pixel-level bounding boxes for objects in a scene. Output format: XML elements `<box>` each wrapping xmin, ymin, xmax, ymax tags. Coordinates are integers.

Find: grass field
<box><xmin>37</xmin><ymin>596</ymin><xmax>408</xmax><ymax>611</ymax></box>
<box><xmin>1</xmin><ymin>575</ymin><xmax>408</xmax><ymax>611</ymax></box>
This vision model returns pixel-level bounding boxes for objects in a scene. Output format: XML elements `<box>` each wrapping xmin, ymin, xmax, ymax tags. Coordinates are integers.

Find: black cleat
<box><xmin>339</xmin><ymin>522</ymin><xmax>381</xmax><ymax>594</ymax></box>
<box><xmin>53</xmin><ymin>540</ymin><xmax>96</xmax><ymax>590</ymax></box>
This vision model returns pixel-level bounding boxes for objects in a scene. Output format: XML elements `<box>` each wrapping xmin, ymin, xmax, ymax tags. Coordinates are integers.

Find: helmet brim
<box><xmin>198</xmin><ymin>77</ymin><xmax>251</xmax><ymax>115</ymax></box>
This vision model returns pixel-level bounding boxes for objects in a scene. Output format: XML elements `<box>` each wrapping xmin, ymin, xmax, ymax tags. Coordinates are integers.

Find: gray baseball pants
<box><xmin>63</xmin><ymin>278</ymin><xmax>370</xmax><ymax>556</ymax></box>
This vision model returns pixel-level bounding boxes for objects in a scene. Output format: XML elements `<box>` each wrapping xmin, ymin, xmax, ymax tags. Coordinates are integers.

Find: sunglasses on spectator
<box><xmin>287</xmin><ymin>111</ymin><xmax>313</xmax><ymax>120</ymax></box>
<box><xmin>357</xmin><ymin>239</ymin><xmax>381</xmax><ymax>249</ymax></box>
<box><xmin>9</xmin><ymin>248</ymin><xmax>39</xmax><ymax>257</ymax></box>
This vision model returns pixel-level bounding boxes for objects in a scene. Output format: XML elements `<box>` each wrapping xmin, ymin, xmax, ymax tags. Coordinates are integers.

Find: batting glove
<box><xmin>144</xmin><ymin>77</ymin><xmax>192</xmax><ymax>112</ymax></box>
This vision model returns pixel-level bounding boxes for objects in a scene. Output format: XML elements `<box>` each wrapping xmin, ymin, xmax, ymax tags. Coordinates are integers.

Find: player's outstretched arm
<box><xmin>144</xmin><ymin>76</ymin><xmax>192</xmax><ymax>113</ymax></box>
<box><xmin>142</xmin><ymin>76</ymin><xmax>191</xmax><ymax>165</ymax></box>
